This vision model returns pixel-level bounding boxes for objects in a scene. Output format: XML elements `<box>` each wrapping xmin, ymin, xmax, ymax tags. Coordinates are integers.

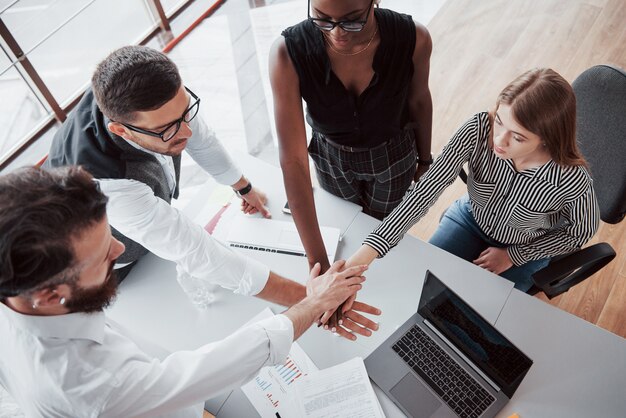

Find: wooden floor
<box><xmin>408</xmin><ymin>0</ymin><xmax>626</xmax><ymax>337</ymax></box>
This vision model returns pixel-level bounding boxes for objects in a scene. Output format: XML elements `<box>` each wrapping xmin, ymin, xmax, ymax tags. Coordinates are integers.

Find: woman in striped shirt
<box><xmin>346</xmin><ymin>68</ymin><xmax>600</xmax><ymax>291</ymax></box>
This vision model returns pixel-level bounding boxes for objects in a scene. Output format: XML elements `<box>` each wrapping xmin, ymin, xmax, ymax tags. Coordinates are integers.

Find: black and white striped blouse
<box><xmin>364</xmin><ymin>112</ymin><xmax>600</xmax><ymax>265</ymax></box>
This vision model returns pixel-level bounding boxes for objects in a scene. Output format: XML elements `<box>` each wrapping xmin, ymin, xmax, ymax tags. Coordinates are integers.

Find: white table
<box><xmin>495</xmin><ymin>289</ymin><xmax>626</xmax><ymax>418</ymax></box>
<box><xmin>213</xmin><ymin>211</ymin><xmax>515</xmax><ymax>417</ymax></box>
<box><xmin>107</xmin><ymin>155</ymin><xmax>626</xmax><ymax>417</ymax></box>
<box><xmin>106</xmin><ymin>155</ymin><xmax>514</xmax><ymax>416</ymax></box>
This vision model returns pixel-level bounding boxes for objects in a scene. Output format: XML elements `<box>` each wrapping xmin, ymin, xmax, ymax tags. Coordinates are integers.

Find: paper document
<box><xmin>294</xmin><ymin>357</ymin><xmax>385</xmax><ymax>418</ymax></box>
<box><xmin>241</xmin><ymin>308</ymin><xmax>318</xmax><ymax>417</ymax></box>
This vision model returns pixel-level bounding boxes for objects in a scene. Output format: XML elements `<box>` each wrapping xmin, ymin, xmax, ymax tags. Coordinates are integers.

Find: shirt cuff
<box><xmin>256</xmin><ymin>314</ymin><xmax>294</xmax><ymax>365</ymax></box>
<box><xmin>363</xmin><ymin>233</ymin><xmax>391</xmax><ymax>257</ymax></box>
<box><xmin>212</xmin><ymin>166</ymin><xmax>243</xmax><ymax>187</ymax></box>
<box><xmin>234</xmin><ymin>254</ymin><xmax>271</xmax><ymax>296</ymax></box>
<box><xmin>507</xmin><ymin>246</ymin><xmax>527</xmax><ymax>266</ymax></box>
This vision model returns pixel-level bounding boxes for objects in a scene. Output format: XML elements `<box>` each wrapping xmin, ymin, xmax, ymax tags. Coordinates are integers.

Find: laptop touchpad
<box><xmin>390</xmin><ymin>373</ymin><xmax>441</xmax><ymax>418</ymax></box>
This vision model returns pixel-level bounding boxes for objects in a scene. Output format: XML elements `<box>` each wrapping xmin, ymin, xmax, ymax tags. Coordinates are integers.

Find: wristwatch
<box><xmin>235</xmin><ymin>182</ymin><xmax>253</xmax><ymax>197</ymax></box>
<box><xmin>417</xmin><ymin>153</ymin><xmax>434</xmax><ymax>166</ymax></box>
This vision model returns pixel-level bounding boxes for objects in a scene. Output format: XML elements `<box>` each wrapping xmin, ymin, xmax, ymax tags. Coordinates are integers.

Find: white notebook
<box><xmin>226</xmin><ymin>217</ymin><xmax>341</xmax><ymax>261</ymax></box>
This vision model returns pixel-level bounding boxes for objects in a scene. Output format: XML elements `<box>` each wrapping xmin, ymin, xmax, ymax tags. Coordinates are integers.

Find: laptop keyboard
<box><xmin>392</xmin><ymin>325</ymin><xmax>495</xmax><ymax>418</ymax></box>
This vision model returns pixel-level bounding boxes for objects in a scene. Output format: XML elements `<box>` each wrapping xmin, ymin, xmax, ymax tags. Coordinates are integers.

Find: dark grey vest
<box><xmin>44</xmin><ymin>89</ymin><xmax>181</xmax><ymax>265</ymax></box>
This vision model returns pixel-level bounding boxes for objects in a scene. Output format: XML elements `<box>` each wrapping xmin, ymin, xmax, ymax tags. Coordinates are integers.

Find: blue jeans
<box><xmin>428</xmin><ymin>195</ymin><xmax>550</xmax><ymax>291</ymax></box>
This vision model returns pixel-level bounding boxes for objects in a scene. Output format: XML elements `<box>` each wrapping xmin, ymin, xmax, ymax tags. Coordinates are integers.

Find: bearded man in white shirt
<box><xmin>0</xmin><ymin>166</ymin><xmax>372</xmax><ymax>417</ymax></box>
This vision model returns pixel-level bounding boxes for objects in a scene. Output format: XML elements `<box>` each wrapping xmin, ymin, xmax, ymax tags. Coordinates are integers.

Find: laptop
<box><xmin>365</xmin><ymin>271</ymin><xmax>532</xmax><ymax>418</ymax></box>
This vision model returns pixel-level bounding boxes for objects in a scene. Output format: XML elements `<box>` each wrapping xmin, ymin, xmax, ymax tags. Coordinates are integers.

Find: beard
<box><xmin>64</xmin><ymin>261</ymin><xmax>119</xmax><ymax>314</ymax></box>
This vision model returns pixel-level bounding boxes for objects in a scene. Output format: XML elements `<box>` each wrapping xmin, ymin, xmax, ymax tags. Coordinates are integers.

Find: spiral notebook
<box><xmin>226</xmin><ymin>217</ymin><xmax>341</xmax><ymax>261</ymax></box>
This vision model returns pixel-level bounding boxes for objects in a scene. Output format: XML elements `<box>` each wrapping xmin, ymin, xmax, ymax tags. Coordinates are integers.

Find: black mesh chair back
<box><xmin>573</xmin><ymin>64</ymin><xmax>626</xmax><ymax>224</ymax></box>
<box><xmin>530</xmin><ymin>65</ymin><xmax>625</xmax><ymax>298</ymax></box>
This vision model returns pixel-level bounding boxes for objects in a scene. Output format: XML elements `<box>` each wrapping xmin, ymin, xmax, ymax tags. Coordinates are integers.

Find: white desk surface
<box><xmin>222</xmin><ymin>151</ymin><xmax>364</xmax><ymax>239</ymax></box>
<box><xmin>106</xmin><ymin>153</ymin><xmax>363</xmax><ymax>352</ymax></box>
<box><xmin>495</xmin><ymin>289</ymin><xmax>626</xmax><ymax>418</ymax></box>
<box><xmin>215</xmin><ymin>211</ymin><xmax>516</xmax><ymax>418</ymax></box>
<box><xmin>107</xmin><ymin>155</ymin><xmax>626</xmax><ymax>418</ymax></box>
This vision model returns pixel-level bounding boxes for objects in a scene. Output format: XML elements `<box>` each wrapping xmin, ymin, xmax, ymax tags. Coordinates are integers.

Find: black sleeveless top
<box><xmin>282</xmin><ymin>8</ymin><xmax>416</xmax><ymax>147</ymax></box>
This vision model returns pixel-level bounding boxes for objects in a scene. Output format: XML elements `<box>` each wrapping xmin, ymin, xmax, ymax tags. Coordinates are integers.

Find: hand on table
<box><xmin>239</xmin><ymin>186</ymin><xmax>271</xmax><ymax>218</ymax></box>
<box><xmin>473</xmin><ymin>247</ymin><xmax>513</xmax><ymax>274</ymax></box>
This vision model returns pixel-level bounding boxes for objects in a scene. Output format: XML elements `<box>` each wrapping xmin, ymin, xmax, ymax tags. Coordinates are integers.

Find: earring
<box><xmin>32</xmin><ymin>302</ymin><xmax>38</xmax><ymax>309</ymax></box>
<box><xmin>542</xmin><ymin>142</ymin><xmax>547</xmax><ymax>147</ymax></box>
<box><xmin>59</xmin><ymin>297</ymin><xmax>66</xmax><ymax>305</ymax></box>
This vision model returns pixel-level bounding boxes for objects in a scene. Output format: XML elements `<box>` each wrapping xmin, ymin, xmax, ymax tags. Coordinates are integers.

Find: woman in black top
<box><xmin>269</xmin><ymin>0</ymin><xmax>433</xmax><ymax>275</ymax></box>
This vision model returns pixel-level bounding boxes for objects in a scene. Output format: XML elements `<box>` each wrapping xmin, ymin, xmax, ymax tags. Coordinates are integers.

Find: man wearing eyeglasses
<box><xmin>44</xmin><ymin>45</ymin><xmax>380</xmax><ymax>341</ymax></box>
<box><xmin>45</xmin><ymin>45</ymin><xmax>273</xmax><ymax>281</ymax></box>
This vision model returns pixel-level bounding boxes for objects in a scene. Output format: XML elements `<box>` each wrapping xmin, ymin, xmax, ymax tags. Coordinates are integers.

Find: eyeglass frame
<box><xmin>307</xmin><ymin>0</ymin><xmax>375</xmax><ymax>32</ymax></box>
<box><xmin>116</xmin><ymin>86</ymin><xmax>201</xmax><ymax>143</ymax></box>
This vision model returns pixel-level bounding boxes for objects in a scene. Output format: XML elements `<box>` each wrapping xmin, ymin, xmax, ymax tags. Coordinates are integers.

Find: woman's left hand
<box><xmin>473</xmin><ymin>247</ymin><xmax>513</xmax><ymax>275</ymax></box>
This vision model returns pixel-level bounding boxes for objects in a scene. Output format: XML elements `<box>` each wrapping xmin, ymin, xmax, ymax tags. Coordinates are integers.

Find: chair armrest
<box><xmin>459</xmin><ymin>167</ymin><xmax>468</xmax><ymax>184</ymax></box>
<box><xmin>531</xmin><ymin>243</ymin><xmax>616</xmax><ymax>299</ymax></box>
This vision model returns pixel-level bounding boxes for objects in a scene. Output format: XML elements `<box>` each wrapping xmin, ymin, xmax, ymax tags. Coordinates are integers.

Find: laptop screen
<box><xmin>418</xmin><ymin>271</ymin><xmax>532</xmax><ymax>398</ymax></box>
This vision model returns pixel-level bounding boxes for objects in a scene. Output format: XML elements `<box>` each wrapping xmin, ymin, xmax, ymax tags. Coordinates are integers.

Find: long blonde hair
<box><xmin>493</xmin><ymin>68</ymin><xmax>586</xmax><ymax>167</ymax></box>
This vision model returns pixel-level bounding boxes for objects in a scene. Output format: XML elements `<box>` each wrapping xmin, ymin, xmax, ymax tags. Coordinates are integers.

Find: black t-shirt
<box><xmin>282</xmin><ymin>8</ymin><xmax>416</xmax><ymax>147</ymax></box>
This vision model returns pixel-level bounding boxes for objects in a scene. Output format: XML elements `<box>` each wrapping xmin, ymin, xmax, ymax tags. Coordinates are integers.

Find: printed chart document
<box><xmin>241</xmin><ymin>308</ymin><xmax>318</xmax><ymax>417</ymax></box>
<box><xmin>294</xmin><ymin>357</ymin><xmax>385</xmax><ymax>418</ymax></box>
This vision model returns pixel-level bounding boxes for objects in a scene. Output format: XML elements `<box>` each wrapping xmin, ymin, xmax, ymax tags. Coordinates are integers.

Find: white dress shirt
<box><xmin>0</xmin><ymin>302</ymin><xmax>293</xmax><ymax>417</ymax></box>
<box><xmin>98</xmin><ymin>115</ymin><xmax>270</xmax><ymax>296</ymax></box>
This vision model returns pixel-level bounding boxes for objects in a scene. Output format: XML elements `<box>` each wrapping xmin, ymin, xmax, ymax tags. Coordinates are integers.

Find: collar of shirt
<box><xmin>101</xmin><ymin>115</ymin><xmax>172</xmax><ymax>163</ymax></box>
<box><xmin>106</xmin><ymin>122</ymin><xmax>177</xmax><ymax>195</ymax></box>
<box><xmin>0</xmin><ymin>302</ymin><xmax>106</xmax><ymax>343</ymax></box>
<box><xmin>478</xmin><ymin>113</ymin><xmax>559</xmax><ymax>186</ymax></box>
<box><xmin>123</xmin><ymin>132</ymin><xmax>172</xmax><ymax>164</ymax></box>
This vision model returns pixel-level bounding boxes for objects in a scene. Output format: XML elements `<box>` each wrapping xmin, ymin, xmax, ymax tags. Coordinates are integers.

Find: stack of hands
<box><xmin>308</xmin><ymin>259</ymin><xmax>380</xmax><ymax>341</ymax></box>
<box><xmin>237</xmin><ymin>188</ymin><xmax>382</xmax><ymax>341</ymax></box>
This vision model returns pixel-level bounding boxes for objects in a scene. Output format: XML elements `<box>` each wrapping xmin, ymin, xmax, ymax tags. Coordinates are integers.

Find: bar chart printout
<box><xmin>241</xmin><ymin>309</ymin><xmax>318</xmax><ymax>417</ymax></box>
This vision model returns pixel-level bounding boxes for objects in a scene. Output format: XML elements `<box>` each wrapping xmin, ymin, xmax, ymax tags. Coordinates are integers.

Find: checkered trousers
<box><xmin>308</xmin><ymin>128</ymin><xmax>417</xmax><ymax>220</ymax></box>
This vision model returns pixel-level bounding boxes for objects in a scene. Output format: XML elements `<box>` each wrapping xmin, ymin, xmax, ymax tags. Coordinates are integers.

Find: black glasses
<box><xmin>308</xmin><ymin>0</ymin><xmax>374</xmax><ymax>32</ymax></box>
<box><xmin>119</xmin><ymin>87</ymin><xmax>201</xmax><ymax>143</ymax></box>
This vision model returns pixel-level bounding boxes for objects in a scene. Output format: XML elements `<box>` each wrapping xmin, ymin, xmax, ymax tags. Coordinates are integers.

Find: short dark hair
<box><xmin>0</xmin><ymin>166</ymin><xmax>108</xmax><ymax>298</ymax></box>
<box><xmin>91</xmin><ymin>45</ymin><xmax>182</xmax><ymax>123</ymax></box>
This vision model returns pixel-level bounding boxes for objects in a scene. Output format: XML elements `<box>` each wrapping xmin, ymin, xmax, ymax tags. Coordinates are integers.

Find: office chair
<box><xmin>447</xmin><ymin>65</ymin><xmax>625</xmax><ymax>299</ymax></box>
<box><xmin>527</xmin><ymin>64</ymin><xmax>626</xmax><ymax>298</ymax></box>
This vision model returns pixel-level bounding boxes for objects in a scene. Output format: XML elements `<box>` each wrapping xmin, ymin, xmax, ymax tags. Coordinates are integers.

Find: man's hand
<box><xmin>473</xmin><ymin>247</ymin><xmax>513</xmax><ymax>274</ymax></box>
<box><xmin>240</xmin><ymin>186</ymin><xmax>271</xmax><ymax>218</ymax></box>
<box><xmin>319</xmin><ymin>245</ymin><xmax>379</xmax><ymax>328</ymax></box>
<box><xmin>331</xmin><ymin>301</ymin><xmax>381</xmax><ymax>341</ymax></box>
<box><xmin>283</xmin><ymin>261</ymin><xmax>367</xmax><ymax>340</ymax></box>
<box><xmin>306</xmin><ymin>260</ymin><xmax>367</xmax><ymax>312</ymax></box>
